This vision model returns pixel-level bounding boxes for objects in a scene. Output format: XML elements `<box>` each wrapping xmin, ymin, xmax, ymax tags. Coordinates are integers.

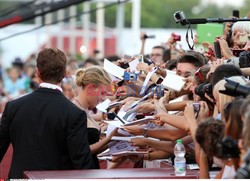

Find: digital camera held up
<box><xmin>172</xmin><ymin>33</ymin><xmax>181</xmax><ymax>42</ymax></box>
<box><xmin>224</xmin><ymin>51</ymin><xmax>250</xmax><ymax>68</ymax></box>
<box><xmin>195</xmin><ymin>83</ymin><xmax>213</xmax><ymax>98</ymax></box>
<box><xmin>123</xmin><ymin>72</ymin><xmax>139</xmax><ymax>81</ymax></box>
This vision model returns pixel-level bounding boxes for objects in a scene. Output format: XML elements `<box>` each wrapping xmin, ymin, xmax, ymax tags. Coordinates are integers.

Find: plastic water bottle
<box><xmin>174</xmin><ymin>139</ymin><xmax>186</xmax><ymax>176</ymax></box>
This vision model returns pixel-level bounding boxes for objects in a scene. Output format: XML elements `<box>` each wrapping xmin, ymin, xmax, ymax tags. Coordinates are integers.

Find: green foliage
<box><xmin>141</xmin><ymin>0</ymin><xmax>200</xmax><ymax>28</ymax></box>
<box><xmin>89</xmin><ymin>0</ymin><xmax>250</xmax><ymax>28</ymax></box>
<box><xmin>0</xmin><ymin>0</ymin><xmax>249</xmax><ymax>28</ymax></box>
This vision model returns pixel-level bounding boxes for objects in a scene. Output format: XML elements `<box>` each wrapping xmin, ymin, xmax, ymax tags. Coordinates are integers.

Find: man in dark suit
<box><xmin>0</xmin><ymin>48</ymin><xmax>94</xmax><ymax>178</ymax></box>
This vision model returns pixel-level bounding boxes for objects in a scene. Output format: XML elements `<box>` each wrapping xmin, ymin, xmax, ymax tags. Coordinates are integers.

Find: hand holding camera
<box><xmin>168</xmin><ymin>33</ymin><xmax>181</xmax><ymax>45</ymax></box>
<box><xmin>197</xmin><ymin>101</ymin><xmax>210</xmax><ymax>122</ymax></box>
<box><xmin>184</xmin><ymin>102</ymin><xmax>196</xmax><ymax>121</ymax></box>
<box><xmin>172</xmin><ymin>33</ymin><xmax>181</xmax><ymax>42</ymax></box>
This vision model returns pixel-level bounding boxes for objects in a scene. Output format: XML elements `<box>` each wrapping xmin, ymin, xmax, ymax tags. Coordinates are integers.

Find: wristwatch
<box><xmin>143</xmin><ymin>127</ymin><xmax>148</xmax><ymax>138</ymax></box>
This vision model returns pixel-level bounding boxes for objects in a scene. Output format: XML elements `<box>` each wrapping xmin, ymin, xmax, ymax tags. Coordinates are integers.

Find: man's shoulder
<box><xmin>8</xmin><ymin>92</ymin><xmax>33</xmax><ymax>105</ymax></box>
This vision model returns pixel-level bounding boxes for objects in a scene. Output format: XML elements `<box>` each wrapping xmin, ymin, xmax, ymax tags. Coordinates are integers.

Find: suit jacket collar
<box><xmin>35</xmin><ymin>87</ymin><xmax>64</xmax><ymax>95</ymax></box>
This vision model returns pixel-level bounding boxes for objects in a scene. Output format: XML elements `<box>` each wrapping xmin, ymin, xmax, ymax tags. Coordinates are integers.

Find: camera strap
<box><xmin>186</xmin><ymin>22</ymin><xmax>194</xmax><ymax>50</ymax></box>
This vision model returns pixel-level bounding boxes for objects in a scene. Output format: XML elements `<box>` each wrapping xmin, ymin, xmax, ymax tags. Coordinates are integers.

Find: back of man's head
<box><xmin>211</xmin><ymin>64</ymin><xmax>243</xmax><ymax>88</ymax></box>
<box><xmin>37</xmin><ymin>48</ymin><xmax>67</xmax><ymax>84</ymax></box>
<box><xmin>177</xmin><ymin>50</ymin><xmax>206</xmax><ymax>68</ymax></box>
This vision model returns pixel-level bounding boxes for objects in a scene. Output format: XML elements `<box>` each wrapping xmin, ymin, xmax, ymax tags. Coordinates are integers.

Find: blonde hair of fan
<box><xmin>214</xmin><ymin>76</ymin><xmax>248</xmax><ymax>122</ymax></box>
<box><xmin>75</xmin><ymin>66</ymin><xmax>112</xmax><ymax>88</ymax></box>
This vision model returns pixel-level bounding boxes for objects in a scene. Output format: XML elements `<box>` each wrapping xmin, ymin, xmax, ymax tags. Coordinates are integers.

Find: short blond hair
<box><xmin>75</xmin><ymin>66</ymin><xmax>112</xmax><ymax>88</ymax></box>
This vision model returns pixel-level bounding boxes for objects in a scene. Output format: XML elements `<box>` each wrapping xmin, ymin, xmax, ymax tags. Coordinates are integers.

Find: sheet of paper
<box><xmin>111</xmin><ymin>135</ymin><xmax>144</xmax><ymax>142</ymax></box>
<box><xmin>111</xmin><ymin>150</ymin><xmax>148</xmax><ymax>157</ymax></box>
<box><xmin>96</xmin><ymin>99</ymin><xmax>111</xmax><ymax>113</ymax></box>
<box><xmin>144</xmin><ymin>121</ymin><xmax>158</xmax><ymax>129</ymax></box>
<box><xmin>161</xmin><ymin>70</ymin><xmax>185</xmax><ymax>92</ymax></box>
<box><xmin>124</xmin><ymin>116</ymin><xmax>155</xmax><ymax>126</ymax></box>
<box><xmin>118</xmin><ymin>127</ymin><xmax>132</xmax><ymax>136</ymax></box>
<box><xmin>106</xmin><ymin>124</ymin><xmax>117</xmax><ymax>136</ymax></box>
<box><xmin>97</xmin><ymin>149</ymin><xmax>111</xmax><ymax>157</ymax></box>
<box><xmin>168</xmin><ymin>95</ymin><xmax>185</xmax><ymax>115</ymax></box>
<box><xmin>97</xmin><ymin>156</ymin><xmax>113</xmax><ymax>161</ymax></box>
<box><xmin>187</xmin><ymin>164</ymin><xmax>199</xmax><ymax>170</ymax></box>
<box><xmin>105</xmin><ymin>120</ymin><xmax>124</xmax><ymax>128</ymax></box>
<box><xmin>108</xmin><ymin>101</ymin><xmax>122</xmax><ymax>109</ymax></box>
<box><xmin>140</xmin><ymin>67</ymin><xmax>158</xmax><ymax>95</ymax></box>
<box><xmin>109</xmin><ymin>140</ymin><xmax>136</xmax><ymax>154</ymax></box>
<box><xmin>129</xmin><ymin>58</ymin><xmax>140</xmax><ymax>73</ymax></box>
<box><xmin>123</xmin><ymin>112</ymin><xmax>137</xmax><ymax>122</ymax></box>
<box><xmin>104</xmin><ymin>58</ymin><xmax>125</xmax><ymax>80</ymax></box>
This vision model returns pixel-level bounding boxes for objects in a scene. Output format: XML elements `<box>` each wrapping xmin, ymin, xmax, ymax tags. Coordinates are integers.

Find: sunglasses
<box><xmin>194</xmin><ymin>66</ymin><xmax>204</xmax><ymax>82</ymax></box>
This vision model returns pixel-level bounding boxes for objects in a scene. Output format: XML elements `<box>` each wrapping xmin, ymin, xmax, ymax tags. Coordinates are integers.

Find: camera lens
<box><xmin>195</xmin><ymin>83</ymin><xmax>206</xmax><ymax>97</ymax></box>
<box><xmin>130</xmin><ymin>74</ymin><xmax>135</xmax><ymax>79</ymax></box>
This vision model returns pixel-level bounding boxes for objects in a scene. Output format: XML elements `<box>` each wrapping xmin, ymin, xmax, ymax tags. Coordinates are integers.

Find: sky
<box><xmin>202</xmin><ymin>0</ymin><xmax>244</xmax><ymax>7</ymax></box>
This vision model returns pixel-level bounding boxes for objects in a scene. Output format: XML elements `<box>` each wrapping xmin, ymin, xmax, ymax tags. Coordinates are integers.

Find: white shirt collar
<box><xmin>39</xmin><ymin>82</ymin><xmax>63</xmax><ymax>93</ymax></box>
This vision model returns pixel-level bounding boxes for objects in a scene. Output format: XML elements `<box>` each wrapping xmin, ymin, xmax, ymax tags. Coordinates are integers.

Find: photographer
<box><xmin>212</xmin><ymin>76</ymin><xmax>247</xmax><ymax>121</ymax></box>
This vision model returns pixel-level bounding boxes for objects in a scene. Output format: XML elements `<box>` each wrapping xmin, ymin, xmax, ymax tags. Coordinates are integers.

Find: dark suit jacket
<box><xmin>0</xmin><ymin>88</ymin><xmax>94</xmax><ymax>178</ymax></box>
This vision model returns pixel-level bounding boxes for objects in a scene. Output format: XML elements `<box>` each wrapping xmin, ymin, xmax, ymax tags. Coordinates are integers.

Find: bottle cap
<box><xmin>177</xmin><ymin>139</ymin><xmax>182</xmax><ymax>144</ymax></box>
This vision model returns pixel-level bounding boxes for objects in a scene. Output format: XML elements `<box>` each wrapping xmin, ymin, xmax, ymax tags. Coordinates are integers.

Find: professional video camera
<box><xmin>224</xmin><ymin>51</ymin><xmax>250</xmax><ymax>68</ymax></box>
<box><xmin>173</xmin><ymin>11</ymin><xmax>187</xmax><ymax>25</ymax></box>
<box><xmin>195</xmin><ymin>83</ymin><xmax>213</xmax><ymax>98</ymax></box>
<box><xmin>219</xmin><ymin>78</ymin><xmax>250</xmax><ymax>97</ymax></box>
<box><xmin>216</xmin><ymin>136</ymin><xmax>240</xmax><ymax>159</ymax></box>
<box><xmin>235</xmin><ymin>149</ymin><xmax>250</xmax><ymax>179</ymax></box>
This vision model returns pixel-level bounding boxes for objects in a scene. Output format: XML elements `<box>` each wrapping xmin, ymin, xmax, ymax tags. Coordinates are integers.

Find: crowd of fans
<box><xmin>0</xmin><ymin>15</ymin><xmax>250</xmax><ymax>179</ymax></box>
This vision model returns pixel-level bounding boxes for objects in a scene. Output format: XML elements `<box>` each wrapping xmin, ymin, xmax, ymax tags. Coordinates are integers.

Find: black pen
<box><xmin>113</xmin><ymin>112</ymin><xmax>125</xmax><ymax>124</ymax></box>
